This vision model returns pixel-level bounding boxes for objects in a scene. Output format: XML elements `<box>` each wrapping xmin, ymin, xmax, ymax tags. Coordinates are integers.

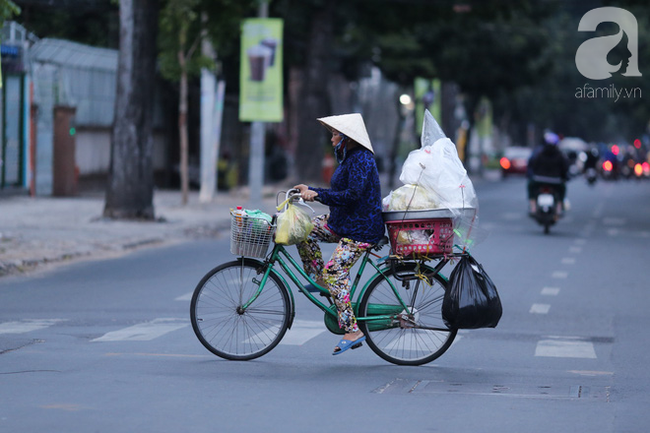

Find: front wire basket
<box><xmin>230</xmin><ymin>211</ymin><xmax>276</xmax><ymax>258</ymax></box>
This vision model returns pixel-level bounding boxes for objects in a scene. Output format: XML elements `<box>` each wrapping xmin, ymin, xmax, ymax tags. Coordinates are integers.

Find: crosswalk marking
<box><xmin>569</xmin><ymin>246</ymin><xmax>582</xmax><ymax>253</ymax></box>
<box><xmin>541</xmin><ymin>287</ymin><xmax>560</xmax><ymax>296</ymax></box>
<box><xmin>281</xmin><ymin>320</ymin><xmax>327</xmax><ymax>345</ymax></box>
<box><xmin>535</xmin><ymin>338</ymin><xmax>597</xmax><ymax>359</ymax></box>
<box><xmin>0</xmin><ymin>319</ymin><xmax>66</xmax><ymax>334</ymax></box>
<box><xmin>175</xmin><ymin>292</ymin><xmax>193</xmax><ymax>301</ymax></box>
<box><xmin>91</xmin><ymin>318</ymin><xmax>189</xmax><ymax>342</ymax></box>
<box><xmin>244</xmin><ymin>319</ymin><xmax>326</xmax><ymax>346</ymax></box>
<box><xmin>530</xmin><ymin>304</ymin><xmax>551</xmax><ymax>314</ymax></box>
<box><xmin>552</xmin><ymin>271</ymin><xmax>568</xmax><ymax>279</ymax></box>
<box><xmin>561</xmin><ymin>257</ymin><xmax>576</xmax><ymax>265</ymax></box>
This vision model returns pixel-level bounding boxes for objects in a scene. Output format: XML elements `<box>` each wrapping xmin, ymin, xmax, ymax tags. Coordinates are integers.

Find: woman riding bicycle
<box><xmin>293</xmin><ymin>113</ymin><xmax>385</xmax><ymax>355</ymax></box>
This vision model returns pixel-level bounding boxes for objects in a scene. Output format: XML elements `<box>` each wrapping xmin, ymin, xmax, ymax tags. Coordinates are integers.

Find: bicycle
<box><xmin>190</xmin><ymin>190</ymin><xmax>466</xmax><ymax>366</ymax></box>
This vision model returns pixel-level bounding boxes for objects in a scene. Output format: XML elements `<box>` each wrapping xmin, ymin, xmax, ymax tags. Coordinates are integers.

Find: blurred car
<box><xmin>500</xmin><ymin>146</ymin><xmax>533</xmax><ymax>177</ymax></box>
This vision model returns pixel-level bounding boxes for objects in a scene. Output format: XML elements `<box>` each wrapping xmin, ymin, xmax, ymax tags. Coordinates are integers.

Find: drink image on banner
<box><xmin>260</xmin><ymin>38</ymin><xmax>278</xmax><ymax>66</ymax></box>
<box><xmin>247</xmin><ymin>45</ymin><xmax>273</xmax><ymax>82</ymax></box>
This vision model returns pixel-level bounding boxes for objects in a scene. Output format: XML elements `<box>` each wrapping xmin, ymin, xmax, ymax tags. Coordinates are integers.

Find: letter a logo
<box><xmin>575</xmin><ymin>7</ymin><xmax>642</xmax><ymax>80</ymax></box>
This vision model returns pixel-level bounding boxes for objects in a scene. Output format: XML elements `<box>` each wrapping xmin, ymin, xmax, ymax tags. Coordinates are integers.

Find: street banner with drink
<box><xmin>239</xmin><ymin>18</ymin><xmax>283</xmax><ymax>122</ymax></box>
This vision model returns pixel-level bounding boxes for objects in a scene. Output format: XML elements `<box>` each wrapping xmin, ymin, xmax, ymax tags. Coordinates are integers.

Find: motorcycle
<box><xmin>585</xmin><ymin>167</ymin><xmax>598</xmax><ymax>185</ymax></box>
<box><xmin>583</xmin><ymin>148</ymin><xmax>599</xmax><ymax>186</ymax></box>
<box><xmin>530</xmin><ymin>177</ymin><xmax>563</xmax><ymax>234</ymax></box>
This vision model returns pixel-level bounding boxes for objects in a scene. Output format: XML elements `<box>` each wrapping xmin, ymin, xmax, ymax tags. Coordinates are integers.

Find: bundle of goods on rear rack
<box><xmin>382</xmin><ymin>110</ymin><xmax>479</xmax><ymax>258</ymax></box>
<box><xmin>383</xmin><ymin>209</ymin><xmax>463</xmax><ymax>257</ymax></box>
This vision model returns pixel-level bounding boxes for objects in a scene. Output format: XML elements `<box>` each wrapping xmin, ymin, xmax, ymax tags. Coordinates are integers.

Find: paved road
<box><xmin>1</xmin><ymin>177</ymin><xmax>649</xmax><ymax>432</ymax></box>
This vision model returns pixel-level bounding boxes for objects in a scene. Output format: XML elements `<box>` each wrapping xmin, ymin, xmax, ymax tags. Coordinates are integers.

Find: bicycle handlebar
<box><xmin>279</xmin><ymin>189</ymin><xmax>316</xmax><ymax>213</ymax></box>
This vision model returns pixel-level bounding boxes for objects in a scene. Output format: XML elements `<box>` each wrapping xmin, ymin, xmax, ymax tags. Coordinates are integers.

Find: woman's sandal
<box><xmin>332</xmin><ymin>335</ymin><xmax>366</xmax><ymax>355</ymax></box>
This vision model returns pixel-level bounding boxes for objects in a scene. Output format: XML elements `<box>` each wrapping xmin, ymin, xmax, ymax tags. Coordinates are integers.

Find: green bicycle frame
<box><xmin>239</xmin><ymin>243</ymin><xmax>413</xmax><ymax>325</ymax></box>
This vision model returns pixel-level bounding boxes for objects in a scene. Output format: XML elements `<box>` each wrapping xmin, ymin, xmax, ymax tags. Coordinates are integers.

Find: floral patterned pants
<box><xmin>296</xmin><ymin>214</ymin><xmax>372</xmax><ymax>333</ymax></box>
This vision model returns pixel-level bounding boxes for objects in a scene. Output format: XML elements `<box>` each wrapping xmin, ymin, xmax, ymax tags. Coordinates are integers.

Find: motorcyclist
<box><xmin>584</xmin><ymin>146</ymin><xmax>599</xmax><ymax>171</ymax></box>
<box><xmin>527</xmin><ymin>131</ymin><xmax>570</xmax><ymax>216</ymax></box>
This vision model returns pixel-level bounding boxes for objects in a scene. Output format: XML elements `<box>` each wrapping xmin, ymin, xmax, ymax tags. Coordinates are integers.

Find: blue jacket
<box><xmin>310</xmin><ymin>147</ymin><xmax>385</xmax><ymax>244</ymax></box>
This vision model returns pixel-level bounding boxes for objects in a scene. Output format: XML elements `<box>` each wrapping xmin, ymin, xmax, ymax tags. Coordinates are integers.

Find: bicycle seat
<box><xmin>372</xmin><ymin>236</ymin><xmax>389</xmax><ymax>252</ymax></box>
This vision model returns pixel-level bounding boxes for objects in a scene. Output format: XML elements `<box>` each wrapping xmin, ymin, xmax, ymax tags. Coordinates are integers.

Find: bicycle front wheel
<box><xmin>190</xmin><ymin>259</ymin><xmax>290</xmax><ymax>360</ymax></box>
<box><xmin>358</xmin><ymin>263</ymin><xmax>457</xmax><ymax>366</ymax></box>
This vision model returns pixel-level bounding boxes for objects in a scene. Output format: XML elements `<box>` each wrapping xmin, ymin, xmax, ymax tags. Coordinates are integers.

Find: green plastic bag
<box><xmin>275</xmin><ymin>202</ymin><xmax>314</xmax><ymax>245</ymax></box>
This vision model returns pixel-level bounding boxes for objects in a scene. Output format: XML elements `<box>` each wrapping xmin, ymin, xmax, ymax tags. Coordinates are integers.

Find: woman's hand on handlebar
<box><xmin>292</xmin><ymin>184</ymin><xmax>319</xmax><ymax>202</ymax></box>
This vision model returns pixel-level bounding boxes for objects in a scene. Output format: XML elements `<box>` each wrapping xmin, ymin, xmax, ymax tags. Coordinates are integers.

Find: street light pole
<box><xmin>248</xmin><ymin>1</ymin><xmax>269</xmax><ymax>208</ymax></box>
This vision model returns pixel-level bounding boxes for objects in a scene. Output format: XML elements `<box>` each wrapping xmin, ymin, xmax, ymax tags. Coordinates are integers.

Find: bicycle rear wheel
<box><xmin>190</xmin><ymin>258</ymin><xmax>290</xmax><ymax>360</ymax></box>
<box><xmin>358</xmin><ymin>262</ymin><xmax>457</xmax><ymax>366</ymax></box>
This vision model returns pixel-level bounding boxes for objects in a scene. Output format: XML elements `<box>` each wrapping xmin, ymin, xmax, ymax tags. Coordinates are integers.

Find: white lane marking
<box><xmin>450</xmin><ymin>333</ymin><xmax>464</xmax><ymax>347</ymax></box>
<box><xmin>180</xmin><ymin>278</ymin><xmax>241</xmax><ymax>301</ymax></box>
<box><xmin>561</xmin><ymin>257</ymin><xmax>576</xmax><ymax>265</ymax></box>
<box><xmin>607</xmin><ymin>229</ymin><xmax>619</xmax><ymax>236</ymax></box>
<box><xmin>541</xmin><ymin>287</ymin><xmax>560</xmax><ymax>296</ymax></box>
<box><xmin>91</xmin><ymin>318</ymin><xmax>189</xmax><ymax>342</ymax></box>
<box><xmin>175</xmin><ymin>292</ymin><xmax>193</xmax><ymax>301</ymax></box>
<box><xmin>641</xmin><ymin>231</ymin><xmax>650</xmax><ymax>238</ymax></box>
<box><xmin>243</xmin><ymin>320</ymin><xmax>326</xmax><ymax>346</ymax></box>
<box><xmin>280</xmin><ymin>320</ymin><xmax>326</xmax><ymax>345</ymax></box>
<box><xmin>552</xmin><ymin>271</ymin><xmax>568</xmax><ymax>279</ymax></box>
<box><xmin>535</xmin><ymin>338</ymin><xmax>597</xmax><ymax>359</ymax></box>
<box><xmin>530</xmin><ymin>304</ymin><xmax>551</xmax><ymax>314</ymax></box>
<box><xmin>0</xmin><ymin>319</ymin><xmax>67</xmax><ymax>334</ymax></box>
<box><xmin>569</xmin><ymin>246</ymin><xmax>582</xmax><ymax>253</ymax></box>
<box><xmin>574</xmin><ymin>239</ymin><xmax>587</xmax><ymax>245</ymax></box>
<box><xmin>568</xmin><ymin>370</ymin><xmax>614</xmax><ymax>377</ymax></box>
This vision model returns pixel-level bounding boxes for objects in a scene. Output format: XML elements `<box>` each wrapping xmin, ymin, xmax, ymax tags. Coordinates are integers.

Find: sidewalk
<box><xmin>0</xmin><ymin>186</ymin><xmax>284</xmax><ymax>277</ymax></box>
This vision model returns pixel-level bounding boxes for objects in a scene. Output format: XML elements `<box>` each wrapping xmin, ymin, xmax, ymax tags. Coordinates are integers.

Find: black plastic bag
<box><xmin>442</xmin><ymin>255</ymin><xmax>502</xmax><ymax>329</ymax></box>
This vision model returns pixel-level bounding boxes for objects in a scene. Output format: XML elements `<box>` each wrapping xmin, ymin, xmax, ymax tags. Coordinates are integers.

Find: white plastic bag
<box><xmin>399</xmin><ymin>111</ymin><xmax>478</xmax><ymax>209</ymax></box>
<box><xmin>383</xmin><ymin>184</ymin><xmax>438</xmax><ymax>211</ymax></box>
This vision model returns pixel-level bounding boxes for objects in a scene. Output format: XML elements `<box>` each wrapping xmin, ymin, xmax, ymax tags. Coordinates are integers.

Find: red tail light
<box><xmin>603</xmin><ymin>160</ymin><xmax>613</xmax><ymax>172</ymax></box>
<box><xmin>500</xmin><ymin>157</ymin><xmax>511</xmax><ymax>170</ymax></box>
<box><xmin>634</xmin><ymin>163</ymin><xmax>643</xmax><ymax>177</ymax></box>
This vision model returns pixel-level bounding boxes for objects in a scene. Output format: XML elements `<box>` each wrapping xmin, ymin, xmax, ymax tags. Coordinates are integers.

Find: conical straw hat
<box><xmin>317</xmin><ymin>113</ymin><xmax>374</xmax><ymax>153</ymax></box>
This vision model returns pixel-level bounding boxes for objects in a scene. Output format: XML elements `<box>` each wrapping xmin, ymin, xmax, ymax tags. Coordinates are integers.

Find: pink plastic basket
<box><xmin>385</xmin><ymin>218</ymin><xmax>454</xmax><ymax>257</ymax></box>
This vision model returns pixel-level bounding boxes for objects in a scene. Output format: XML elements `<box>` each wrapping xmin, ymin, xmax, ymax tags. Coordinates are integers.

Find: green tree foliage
<box><xmin>274</xmin><ymin>0</ymin><xmax>648</xmax><ymax>150</ymax></box>
<box><xmin>158</xmin><ymin>0</ymin><xmax>255</xmax><ymax>203</ymax></box>
<box><xmin>270</xmin><ymin>0</ymin><xmax>557</xmax><ymax>180</ymax></box>
<box><xmin>158</xmin><ymin>0</ymin><xmax>256</xmax><ymax>87</ymax></box>
<box><xmin>12</xmin><ymin>0</ymin><xmax>118</xmax><ymax>48</ymax></box>
<box><xmin>349</xmin><ymin>1</ymin><xmax>557</xmax><ymax>145</ymax></box>
<box><xmin>502</xmin><ymin>1</ymin><xmax>650</xmax><ymax>143</ymax></box>
<box><xmin>0</xmin><ymin>0</ymin><xmax>20</xmax><ymax>24</ymax></box>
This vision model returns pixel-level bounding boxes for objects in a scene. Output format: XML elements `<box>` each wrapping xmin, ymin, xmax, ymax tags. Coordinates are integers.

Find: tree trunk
<box><xmin>104</xmin><ymin>0</ymin><xmax>159</xmax><ymax>219</ymax></box>
<box><xmin>178</xmin><ymin>49</ymin><xmax>189</xmax><ymax>205</ymax></box>
<box><xmin>295</xmin><ymin>2</ymin><xmax>336</xmax><ymax>184</ymax></box>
